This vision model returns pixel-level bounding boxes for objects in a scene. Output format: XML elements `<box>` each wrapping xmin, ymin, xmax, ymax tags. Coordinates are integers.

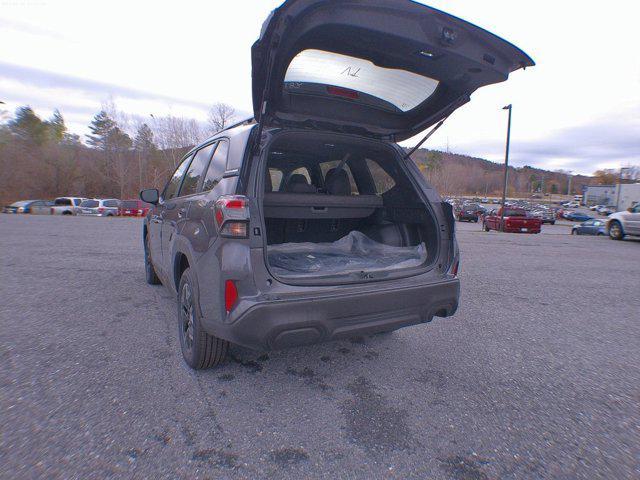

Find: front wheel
<box><xmin>571</xmin><ymin>229</ymin><xmax>577</xmax><ymax>235</ymax></box>
<box><xmin>609</xmin><ymin>221</ymin><xmax>624</xmax><ymax>240</ymax></box>
<box><xmin>178</xmin><ymin>268</ymin><xmax>228</xmax><ymax>369</ymax></box>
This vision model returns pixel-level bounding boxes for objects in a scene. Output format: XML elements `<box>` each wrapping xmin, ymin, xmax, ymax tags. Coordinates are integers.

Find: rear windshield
<box><xmin>504</xmin><ymin>209</ymin><xmax>526</xmax><ymax>216</ymax></box>
<box><xmin>54</xmin><ymin>198</ymin><xmax>72</xmax><ymax>206</ymax></box>
<box><xmin>284</xmin><ymin>49</ymin><xmax>439</xmax><ymax>112</ymax></box>
<box><xmin>121</xmin><ymin>200</ymin><xmax>139</xmax><ymax>209</ymax></box>
<box><xmin>81</xmin><ymin>200</ymin><xmax>98</xmax><ymax>208</ymax></box>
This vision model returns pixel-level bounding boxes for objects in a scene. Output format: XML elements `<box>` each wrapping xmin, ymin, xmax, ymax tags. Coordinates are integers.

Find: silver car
<box><xmin>77</xmin><ymin>199</ymin><xmax>120</xmax><ymax>217</ymax></box>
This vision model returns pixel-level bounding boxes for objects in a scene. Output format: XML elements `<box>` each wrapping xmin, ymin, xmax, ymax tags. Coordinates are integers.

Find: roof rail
<box><xmin>211</xmin><ymin>116</ymin><xmax>255</xmax><ymax>137</ymax></box>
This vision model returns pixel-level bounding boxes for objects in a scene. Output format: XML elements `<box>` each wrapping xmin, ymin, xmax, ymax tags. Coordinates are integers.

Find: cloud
<box><xmin>0</xmin><ymin>61</ymin><xmax>214</xmax><ymax>113</ymax></box>
<box><xmin>453</xmin><ymin>108</ymin><xmax>640</xmax><ymax>174</ymax></box>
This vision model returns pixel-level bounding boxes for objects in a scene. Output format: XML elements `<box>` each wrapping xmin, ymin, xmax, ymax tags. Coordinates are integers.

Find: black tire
<box><xmin>550</xmin><ymin>221</ymin><xmax>555</xmax><ymax>225</ymax></box>
<box><xmin>144</xmin><ymin>234</ymin><xmax>161</xmax><ymax>285</ymax></box>
<box><xmin>62</xmin><ymin>211</ymin><xmax>72</xmax><ymax>216</ymax></box>
<box><xmin>609</xmin><ymin>221</ymin><xmax>624</xmax><ymax>240</ymax></box>
<box><xmin>178</xmin><ymin>268</ymin><xmax>228</xmax><ymax>369</ymax></box>
<box><xmin>483</xmin><ymin>222</ymin><xmax>490</xmax><ymax>232</ymax></box>
<box><xmin>571</xmin><ymin>229</ymin><xmax>577</xmax><ymax>235</ymax></box>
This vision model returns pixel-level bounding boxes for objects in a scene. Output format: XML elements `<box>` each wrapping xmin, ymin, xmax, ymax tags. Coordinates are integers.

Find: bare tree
<box><xmin>149</xmin><ymin>114</ymin><xmax>201</xmax><ymax>168</ymax></box>
<box><xmin>207</xmin><ymin>103</ymin><xmax>235</xmax><ymax>135</ymax></box>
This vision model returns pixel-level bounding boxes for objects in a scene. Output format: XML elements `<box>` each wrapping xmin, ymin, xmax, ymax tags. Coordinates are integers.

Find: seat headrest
<box><xmin>286</xmin><ymin>174</ymin><xmax>316</xmax><ymax>193</ymax></box>
<box><xmin>325</xmin><ymin>168</ymin><xmax>351</xmax><ymax>196</ymax></box>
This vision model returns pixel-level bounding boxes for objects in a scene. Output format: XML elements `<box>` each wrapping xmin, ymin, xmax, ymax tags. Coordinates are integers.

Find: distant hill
<box><xmin>408</xmin><ymin>148</ymin><xmax>596</xmax><ymax>196</ymax></box>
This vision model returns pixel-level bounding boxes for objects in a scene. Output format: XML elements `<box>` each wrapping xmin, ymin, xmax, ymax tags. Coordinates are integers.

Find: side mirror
<box><xmin>140</xmin><ymin>188</ymin><xmax>159</xmax><ymax>205</ymax></box>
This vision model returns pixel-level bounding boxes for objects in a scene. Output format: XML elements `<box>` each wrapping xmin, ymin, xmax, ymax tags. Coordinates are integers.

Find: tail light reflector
<box><xmin>98</xmin><ymin>207</ymin><xmax>105</xmax><ymax>213</ymax></box>
<box><xmin>224</xmin><ymin>280</ymin><xmax>238</xmax><ymax>313</ymax></box>
<box><xmin>450</xmin><ymin>259</ymin><xmax>459</xmax><ymax>276</ymax></box>
<box><xmin>214</xmin><ymin>195</ymin><xmax>249</xmax><ymax>238</ymax></box>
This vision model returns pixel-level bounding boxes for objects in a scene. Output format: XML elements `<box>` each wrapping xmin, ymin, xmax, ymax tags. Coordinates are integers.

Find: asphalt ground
<box><xmin>1</xmin><ymin>215</ymin><xmax>639</xmax><ymax>479</ymax></box>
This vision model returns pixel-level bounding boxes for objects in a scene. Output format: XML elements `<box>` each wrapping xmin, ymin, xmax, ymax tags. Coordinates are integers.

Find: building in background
<box><xmin>614</xmin><ymin>183</ymin><xmax>640</xmax><ymax>211</ymax></box>
<box><xmin>583</xmin><ymin>185</ymin><xmax>616</xmax><ymax>206</ymax></box>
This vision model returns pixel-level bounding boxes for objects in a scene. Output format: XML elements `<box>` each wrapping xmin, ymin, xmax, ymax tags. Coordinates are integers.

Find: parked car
<box><xmin>457</xmin><ymin>204</ymin><xmax>480</xmax><ymax>222</ymax></box>
<box><xmin>597</xmin><ymin>206</ymin><xmax>615</xmax><ymax>216</ymax></box>
<box><xmin>563</xmin><ymin>201</ymin><xmax>580</xmax><ymax>208</ymax></box>
<box><xmin>138</xmin><ymin>0</ymin><xmax>533</xmax><ymax>369</ymax></box>
<box><xmin>77</xmin><ymin>199</ymin><xmax>120</xmax><ymax>217</ymax></box>
<box><xmin>564</xmin><ymin>212</ymin><xmax>592</xmax><ymax>222</ymax></box>
<box><xmin>531</xmin><ymin>209</ymin><xmax>556</xmax><ymax>225</ymax></box>
<box><xmin>571</xmin><ymin>219</ymin><xmax>606</xmax><ymax>236</ymax></box>
<box><xmin>118</xmin><ymin>199</ymin><xmax>151</xmax><ymax>217</ymax></box>
<box><xmin>3</xmin><ymin>200</ymin><xmax>47</xmax><ymax>214</ymax></box>
<box><xmin>607</xmin><ymin>203</ymin><xmax>640</xmax><ymax>240</ymax></box>
<box><xmin>590</xmin><ymin>204</ymin><xmax>604</xmax><ymax>211</ymax></box>
<box><xmin>50</xmin><ymin>197</ymin><xmax>86</xmax><ymax>215</ymax></box>
<box><xmin>482</xmin><ymin>207</ymin><xmax>542</xmax><ymax>233</ymax></box>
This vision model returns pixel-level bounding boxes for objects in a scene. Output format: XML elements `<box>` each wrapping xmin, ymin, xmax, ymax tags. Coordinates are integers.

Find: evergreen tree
<box><xmin>134</xmin><ymin>123</ymin><xmax>156</xmax><ymax>155</ymax></box>
<box><xmin>86</xmin><ymin>110</ymin><xmax>117</xmax><ymax>151</ymax></box>
<box><xmin>8</xmin><ymin>106</ymin><xmax>48</xmax><ymax>145</ymax></box>
<box><xmin>46</xmin><ymin>109</ymin><xmax>67</xmax><ymax>142</ymax></box>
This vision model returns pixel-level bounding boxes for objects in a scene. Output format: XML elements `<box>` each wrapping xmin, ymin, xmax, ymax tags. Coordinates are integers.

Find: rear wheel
<box><xmin>144</xmin><ymin>234</ymin><xmax>161</xmax><ymax>285</ymax></box>
<box><xmin>571</xmin><ymin>229</ymin><xmax>577</xmax><ymax>235</ymax></box>
<box><xmin>178</xmin><ymin>268</ymin><xmax>228</xmax><ymax>369</ymax></box>
<box><xmin>609</xmin><ymin>221</ymin><xmax>624</xmax><ymax>240</ymax></box>
<box><xmin>483</xmin><ymin>222</ymin><xmax>490</xmax><ymax>232</ymax></box>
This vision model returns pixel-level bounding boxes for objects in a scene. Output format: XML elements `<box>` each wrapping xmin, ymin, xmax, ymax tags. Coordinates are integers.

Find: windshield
<box><xmin>10</xmin><ymin>201</ymin><xmax>29</xmax><ymax>207</ymax></box>
<box><xmin>121</xmin><ymin>200</ymin><xmax>139</xmax><ymax>209</ymax></box>
<box><xmin>80</xmin><ymin>200</ymin><xmax>98</xmax><ymax>208</ymax></box>
<box><xmin>285</xmin><ymin>49</ymin><xmax>439</xmax><ymax>112</ymax></box>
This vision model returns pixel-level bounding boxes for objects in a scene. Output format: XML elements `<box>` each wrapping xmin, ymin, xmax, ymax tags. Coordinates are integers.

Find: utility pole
<box><xmin>500</xmin><ymin>104</ymin><xmax>512</xmax><ymax>231</ymax></box>
<box><xmin>567</xmin><ymin>172</ymin><xmax>573</xmax><ymax>195</ymax></box>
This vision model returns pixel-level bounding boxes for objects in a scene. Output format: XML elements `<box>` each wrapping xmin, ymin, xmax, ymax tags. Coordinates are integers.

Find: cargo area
<box><xmin>261</xmin><ymin>132</ymin><xmax>439</xmax><ymax>281</ymax></box>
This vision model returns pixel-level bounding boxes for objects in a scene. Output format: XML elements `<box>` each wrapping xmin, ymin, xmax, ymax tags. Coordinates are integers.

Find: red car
<box><xmin>482</xmin><ymin>207</ymin><xmax>542</xmax><ymax>234</ymax></box>
<box><xmin>118</xmin><ymin>199</ymin><xmax>151</xmax><ymax>217</ymax></box>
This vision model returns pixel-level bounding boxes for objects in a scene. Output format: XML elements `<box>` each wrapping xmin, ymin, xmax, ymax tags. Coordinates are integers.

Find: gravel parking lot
<box><xmin>1</xmin><ymin>215</ymin><xmax>638</xmax><ymax>479</ymax></box>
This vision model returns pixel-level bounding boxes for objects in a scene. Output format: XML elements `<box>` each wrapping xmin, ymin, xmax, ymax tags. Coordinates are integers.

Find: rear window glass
<box><xmin>55</xmin><ymin>198</ymin><xmax>72</xmax><ymax>206</ymax></box>
<box><xmin>504</xmin><ymin>209</ymin><xmax>526</xmax><ymax>216</ymax></box>
<box><xmin>103</xmin><ymin>200</ymin><xmax>119</xmax><ymax>207</ymax></box>
<box><xmin>81</xmin><ymin>200</ymin><xmax>98</xmax><ymax>208</ymax></box>
<box><xmin>202</xmin><ymin>140</ymin><xmax>229</xmax><ymax>191</ymax></box>
<box><xmin>269</xmin><ymin>168</ymin><xmax>283</xmax><ymax>192</ymax></box>
<box><xmin>366</xmin><ymin>159</ymin><xmax>395</xmax><ymax>194</ymax></box>
<box><xmin>285</xmin><ymin>49</ymin><xmax>439</xmax><ymax>112</ymax></box>
<box><xmin>121</xmin><ymin>200</ymin><xmax>138</xmax><ymax>209</ymax></box>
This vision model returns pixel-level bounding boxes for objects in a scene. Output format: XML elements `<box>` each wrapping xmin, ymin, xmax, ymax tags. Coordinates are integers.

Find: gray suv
<box><xmin>140</xmin><ymin>0</ymin><xmax>533</xmax><ymax>369</ymax></box>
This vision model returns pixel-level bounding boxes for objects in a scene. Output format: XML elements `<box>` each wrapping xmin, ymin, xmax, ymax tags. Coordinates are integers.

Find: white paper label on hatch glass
<box><xmin>284</xmin><ymin>49</ymin><xmax>439</xmax><ymax>112</ymax></box>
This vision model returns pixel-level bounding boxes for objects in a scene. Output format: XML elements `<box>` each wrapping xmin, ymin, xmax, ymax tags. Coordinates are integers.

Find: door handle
<box><xmin>178</xmin><ymin>207</ymin><xmax>187</xmax><ymax>218</ymax></box>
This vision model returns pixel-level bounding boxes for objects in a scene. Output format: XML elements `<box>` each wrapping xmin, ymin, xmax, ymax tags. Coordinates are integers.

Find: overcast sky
<box><xmin>1</xmin><ymin>0</ymin><xmax>638</xmax><ymax>175</ymax></box>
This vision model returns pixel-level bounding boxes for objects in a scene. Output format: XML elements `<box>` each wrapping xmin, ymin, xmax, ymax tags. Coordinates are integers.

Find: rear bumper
<box><xmin>212</xmin><ymin>278</ymin><xmax>460</xmax><ymax>351</ymax></box>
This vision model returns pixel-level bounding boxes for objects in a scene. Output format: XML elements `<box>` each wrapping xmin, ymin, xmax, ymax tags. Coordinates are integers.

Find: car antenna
<box><xmin>403</xmin><ymin>113</ymin><xmax>452</xmax><ymax>161</ymax></box>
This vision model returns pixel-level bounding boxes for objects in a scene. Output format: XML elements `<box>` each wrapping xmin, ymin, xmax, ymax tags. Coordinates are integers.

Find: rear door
<box><xmin>626</xmin><ymin>203</ymin><xmax>640</xmax><ymax>234</ymax></box>
<box><xmin>152</xmin><ymin>155</ymin><xmax>192</xmax><ymax>276</ymax></box>
<box><xmin>252</xmin><ymin>0</ymin><xmax>534</xmax><ymax>140</ymax></box>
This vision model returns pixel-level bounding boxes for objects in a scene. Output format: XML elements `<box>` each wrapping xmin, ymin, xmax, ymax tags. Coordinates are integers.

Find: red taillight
<box><xmin>326</xmin><ymin>86</ymin><xmax>359</xmax><ymax>99</ymax></box>
<box><xmin>98</xmin><ymin>207</ymin><xmax>105</xmax><ymax>213</ymax></box>
<box><xmin>450</xmin><ymin>260</ymin><xmax>459</xmax><ymax>277</ymax></box>
<box><xmin>214</xmin><ymin>195</ymin><xmax>249</xmax><ymax>238</ymax></box>
<box><xmin>224</xmin><ymin>280</ymin><xmax>238</xmax><ymax>313</ymax></box>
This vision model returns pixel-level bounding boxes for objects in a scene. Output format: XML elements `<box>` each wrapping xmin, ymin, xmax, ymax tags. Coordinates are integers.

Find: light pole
<box><xmin>500</xmin><ymin>104</ymin><xmax>512</xmax><ymax>231</ymax></box>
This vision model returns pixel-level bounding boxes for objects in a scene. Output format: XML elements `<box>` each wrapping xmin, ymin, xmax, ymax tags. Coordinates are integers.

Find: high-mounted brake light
<box><xmin>214</xmin><ymin>195</ymin><xmax>249</xmax><ymax>238</ymax></box>
<box><xmin>326</xmin><ymin>86</ymin><xmax>359</xmax><ymax>99</ymax></box>
<box><xmin>224</xmin><ymin>280</ymin><xmax>238</xmax><ymax>313</ymax></box>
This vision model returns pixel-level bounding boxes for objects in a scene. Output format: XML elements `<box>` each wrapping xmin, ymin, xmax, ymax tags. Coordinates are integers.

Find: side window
<box><xmin>202</xmin><ymin>140</ymin><xmax>229</xmax><ymax>191</ymax></box>
<box><xmin>319</xmin><ymin>161</ymin><xmax>358</xmax><ymax>194</ymax></box>
<box><xmin>73</xmin><ymin>199</ymin><xmax>82</xmax><ymax>206</ymax></box>
<box><xmin>180</xmin><ymin>143</ymin><xmax>216</xmax><ymax>197</ymax></box>
<box><xmin>366</xmin><ymin>158</ymin><xmax>396</xmax><ymax>194</ymax></box>
<box><xmin>633</xmin><ymin>203</ymin><xmax>640</xmax><ymax>213</ymax></box>
<box><xmin>104</xmin><ymin>200</ymin><xmax>118</xmax><ymax>208</ymax></box>
<box><xmin>163</xmin><ymin>155</ymin><xmax>193</xmax><ymax>200</ymax></box>
<box><xmin>291</xmin><ymin>167</ymin><xmax>311</xmax><ymax>183</ymax></box>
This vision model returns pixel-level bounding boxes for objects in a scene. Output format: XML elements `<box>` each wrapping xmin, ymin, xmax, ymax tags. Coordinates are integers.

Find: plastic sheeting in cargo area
<box><xmin>267</xmin><ymin>231</ymin><xmax>427</xmax><ymax>278</ymax></box>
